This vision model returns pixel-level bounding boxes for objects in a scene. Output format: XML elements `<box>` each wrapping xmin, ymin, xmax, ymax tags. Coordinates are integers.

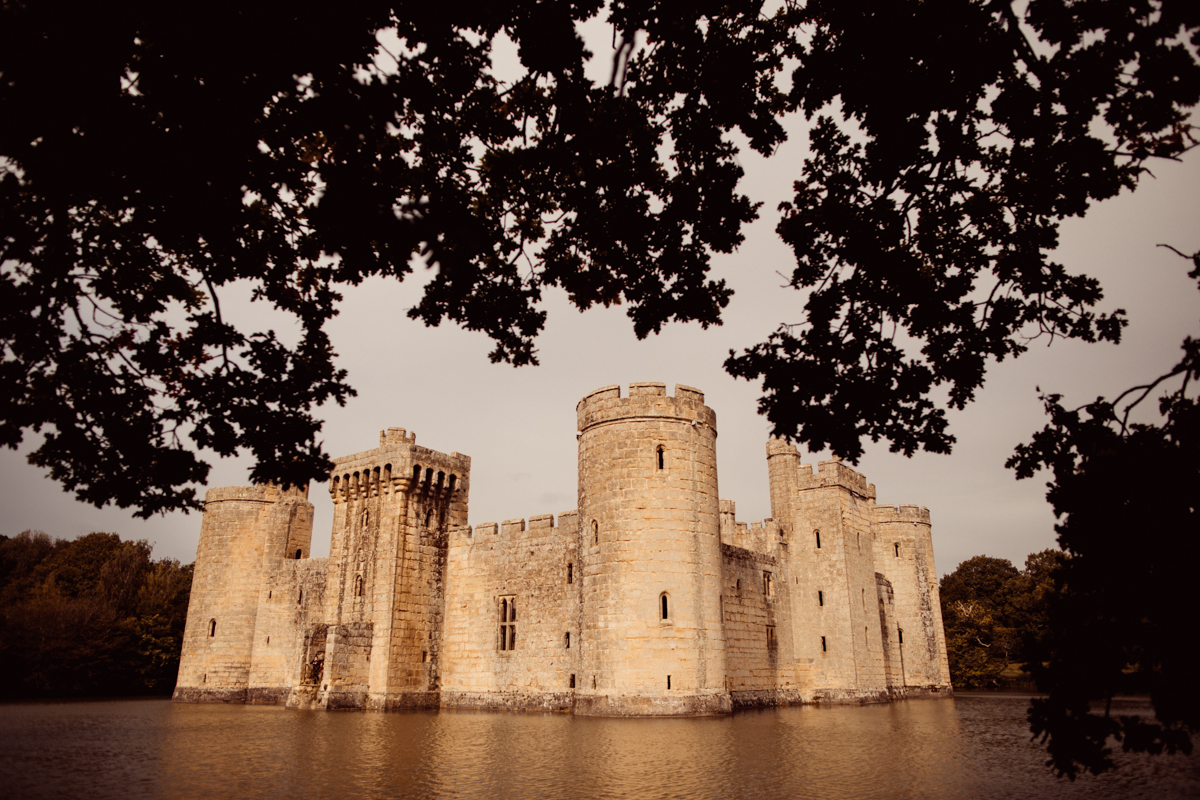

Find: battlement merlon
<box><xmin>576</xmin><ymin>383</ymin><xmax>716</xmax><ymax>433</ymax></box>
<box><xmin>328</xmin><ymin>428</ymin><xmax>471</xmax><ymax>504</ymax></box>
<box><xmin>450</xmin><ymin>511</ymin><xmax>581</xmax><ymax>541</ymax></box>
<box><xmin>791</xmin><ymin>458</ymin><xmax>877</xmax><ymax>500</ymax></box>
<box><xmin>204</xmin><ymin>484</ymin><xmax>309</xmax><ymax>506</ymax></box>
<box><xmin>872</xmin><ymin>504</ymin><xmax>932</xmax><ymax>524</ymax></box>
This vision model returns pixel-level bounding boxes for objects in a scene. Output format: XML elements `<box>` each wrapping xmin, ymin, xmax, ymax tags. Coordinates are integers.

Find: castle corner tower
<box><xmin>575</xmin><ymin>383</ymin><xmax>730</xmax><ymax>715</ymax></box>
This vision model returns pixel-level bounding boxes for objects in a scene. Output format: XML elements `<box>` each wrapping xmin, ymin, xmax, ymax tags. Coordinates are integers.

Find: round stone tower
<box><xmin>575</xmin><ymin>383</ymin><xmax>730</xmax><ymax>716</ymax></box>
<box><xmin>173</xmin><ymin>484</ymin><xmax>311</xmax><ymax>702</ymax></box>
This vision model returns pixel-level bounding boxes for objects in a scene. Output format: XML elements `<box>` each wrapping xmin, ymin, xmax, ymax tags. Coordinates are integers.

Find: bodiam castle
<box><xmin>173</xmin><ymin>383</ymin><xmax>952</xmax><ymax>715</ymax></box>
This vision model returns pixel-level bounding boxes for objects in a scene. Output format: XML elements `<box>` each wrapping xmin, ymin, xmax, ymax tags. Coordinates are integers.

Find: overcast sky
<box><xmin>3</xmin><ymin>29</ymin><xmax>1197</xmax><ymax>578</ymax></box>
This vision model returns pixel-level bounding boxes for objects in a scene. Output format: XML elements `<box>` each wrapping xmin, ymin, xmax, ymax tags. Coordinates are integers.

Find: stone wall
<box><xmin>247</xmin><ymin>555</ymin><xmax>327</xmax><ymax>704</ymax></box>
<box><xmin>441</xmin><ymin>513</ymin><xmax>581</xmax><ymax>711</ymax></box>
<box><xmin>175</xmin><ymin>386</ymin><xmax>951</xmax><ymax>715</ymax></box>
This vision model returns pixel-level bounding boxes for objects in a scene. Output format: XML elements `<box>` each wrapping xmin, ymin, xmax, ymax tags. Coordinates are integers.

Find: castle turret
<box><xmin>321</xmin><ymin>428</ymin><xmax>470</xmax><ymax>710</ymax></box>
<box><xmin>575</xmin><ymin>383</ymin><xmax>730</xmax><ymax>715</ymax></box>
<box><xmin>174</xmin><ymin>483</ymin><xmax>312</xmax><ymax>702</ymax></box>
<box><xmin>873</xmin><ymin>504</ymin><xmax>951</xmax><ymax>689</ymax></box>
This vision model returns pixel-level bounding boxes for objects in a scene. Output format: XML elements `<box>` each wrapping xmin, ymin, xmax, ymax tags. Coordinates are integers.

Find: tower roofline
<box><xmin>576</xmin><ymin>382</ymin><xmax>715</xmax><ymax>433</ymax></box>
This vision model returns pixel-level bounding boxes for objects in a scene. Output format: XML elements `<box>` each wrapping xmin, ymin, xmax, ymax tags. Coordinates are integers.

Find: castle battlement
<box><xmin>175</xmin><ymin>384</ymin><xmax>950</xmax><ymax>716</ymax></box>
<box><xmin>576</xmin><ymin>382</ymin><xmax>714</xmax><ymax>432</ymax></box>
<box><xmin>872</xmin><ymin>504</ymin><xmax>932</xmax><ymax>524</ymax></box>
<box><xmin>328</xmin><ymin>429</ymin><xmax>470</xmax><ymax>504</ymax></box>
<box><xmin>204</xmin><ymin>484</ymin><xmax>307</xmax><ymax>506</ymax></box>
<box><xmin>452</xmin><ymin>511</ymin><xmax>581</xmax><ymax>541</ymax></box>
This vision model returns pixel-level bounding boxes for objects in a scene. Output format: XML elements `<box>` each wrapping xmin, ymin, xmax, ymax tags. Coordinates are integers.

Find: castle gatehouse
<box><xmin>172</xmin><ymin>383</ymin><xmax>952</xmax><ymax>715</ymax></box>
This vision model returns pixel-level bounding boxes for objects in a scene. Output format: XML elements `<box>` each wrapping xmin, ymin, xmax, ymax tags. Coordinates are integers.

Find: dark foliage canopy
<box><xmin>1008</xmin><ymin>251</ymin><xmax>1200</xmax><ymax>778</ymax></box>
<box><xmin>1</xmin><ymin>0</ymin><xmax>787</xmax><ymax>514</ymax></box>
<box><xmin>727</xmin><ymin>0</ymin><xmax>1200</xmax><ymax>461</ymax></box>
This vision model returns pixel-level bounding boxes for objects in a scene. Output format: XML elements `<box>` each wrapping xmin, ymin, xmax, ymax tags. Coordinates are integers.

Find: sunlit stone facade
<box><xmin>173</xmin><ymin>383</ymin><xmax>951</xmax><ymax>714</ymax></box>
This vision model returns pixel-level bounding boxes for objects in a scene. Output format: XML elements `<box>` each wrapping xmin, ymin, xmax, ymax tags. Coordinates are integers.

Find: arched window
<box><xmin>815</xmin><ymin>529</ymin><xmax>821</xmax><ymax>549</ymax></box>
<box><xmin>208</xmin><ymin>619</ymin><xmax>216</xmax><ymax>637</ymax></box>
<box><xmin>565</xmin><ymin>632</ymin><xmax>571</xmax><ymax>648</ymax></box>
<box><xmin>660</xmin><ymin>593</ymin><xmax>670</xmax><ymax>620</ymax></box>
<box><xmin>656</xmin><ymin>445</ymin><xmax>665</xmax><ymax>470</ymax></box>
<box><xmin>295</xmin><ymin>549</ymin><xmax>302</xmax><ymax>560</ymax></box>
<box><xmin>424</xmin><ymin>508</ymin><xmax>432</xmax><ymax>528</ymax></box>
<box><xmin>355</xmin><ymin>575</ymin><xmax>363</xmax><ymax>597</ymax></box>
<box><xmin>591</xmin><ymin>520</ymin><xmax>599</xmax><ymax>545</ymax></box>
<box><xmin>412</xmin><ymin>464</ymin><xmax>421</xmax><ymax>484</ymax></box>
<box><xmin>894</xmin><ymin>542</ymin><xmax>900</xmax><ymax>557</ymax></box>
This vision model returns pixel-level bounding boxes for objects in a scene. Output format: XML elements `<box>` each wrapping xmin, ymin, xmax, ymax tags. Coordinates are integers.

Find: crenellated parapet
<box><xmin>800</xmin><ymin>459</ymin><xmax>876</xmax><ymax>500</ymax></box>
<box><xmin>719</xmin><ymin>498</ymin><xmax>783</xmax><ymax>554</ymax></box>
<box><xmin>205</xmin><ymin>483</ymin><xmax>308</xmax><ymax>506</ymax></box>
<box><xmin>576</xmin><ymin>382</ymin><xmax>716</xmax><ymax>433</ymax></box>
<box><xmin>328</xmin><ymin>427</ymin><xmax>470</xmax><ymax>505</ymax></box>
<box><xmin>872</xmin><ymin>504</ymin><xmax>931</xmax><ymax>525</ymax></box>
<box><xmin>450</xmin><ymin>511</ymin><xmax>581</xmax><ymax>542</ymax></box>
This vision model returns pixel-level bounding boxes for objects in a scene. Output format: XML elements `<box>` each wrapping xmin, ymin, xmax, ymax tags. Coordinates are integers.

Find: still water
<box><xmin>1</xmin><ymin>693</ymin><xmax>1196</xmax><ymax>799</ymax></box>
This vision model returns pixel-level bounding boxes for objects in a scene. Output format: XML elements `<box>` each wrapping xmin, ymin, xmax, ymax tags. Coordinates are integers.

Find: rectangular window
<box><xmin>818</xmin><ymin>590</ymin><xmax>824</xmax><ymax>607</ymax></box>
<box><xmin>766</xmin><ymin>625</ymin><xmax>777</xmax><ymax>650</ymax></box>
<box><xmin>763</xmin><ymin>571</ymin><xmax>774</xmax><ymax>598</ymax></box>
<box><xmin>498</xmin><ymin>595</ymin><xmax>517</xmax><ymax>651</ymax></box>
<box><xmin>821</xmin><ymin>636</ymin><xmax>827</xmax><ymax>652</ymax></box>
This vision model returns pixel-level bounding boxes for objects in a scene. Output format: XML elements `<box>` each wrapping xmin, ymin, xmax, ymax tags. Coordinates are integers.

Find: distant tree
<box><xmin>940</xmin><ymin>553</ymin><xmax>1055</xmax><ymax>689</ymax></box>
<box><xmin>0</xmin><ymin>531</ymin><xmax>192</xmax><ymax>697</ymax></box>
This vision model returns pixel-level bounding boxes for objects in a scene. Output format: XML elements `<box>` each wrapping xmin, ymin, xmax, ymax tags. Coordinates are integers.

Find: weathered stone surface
<box><xmin>173</xmin><ymin>384</ymin><xmax>952</xmax><ymax>716</ymax></box>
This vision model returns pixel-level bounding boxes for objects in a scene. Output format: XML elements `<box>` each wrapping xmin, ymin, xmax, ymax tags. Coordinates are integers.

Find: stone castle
<box><xmin>173</xmin><ymin>383</ymin><xmax>951</xmax><ymax>715</ymax></box>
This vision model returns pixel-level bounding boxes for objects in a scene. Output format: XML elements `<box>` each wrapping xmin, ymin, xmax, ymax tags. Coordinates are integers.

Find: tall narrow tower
<box><xmin>575</xmin><ymin>383</ymin><xmax>730</xmax><ymax>715</ymax></box>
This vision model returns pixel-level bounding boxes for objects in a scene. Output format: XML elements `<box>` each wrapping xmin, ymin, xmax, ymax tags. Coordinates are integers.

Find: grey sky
<box><xmin>2</xmin><ymin>28</ymin><xmax>1197</xmax><ymax>579</ymax></box>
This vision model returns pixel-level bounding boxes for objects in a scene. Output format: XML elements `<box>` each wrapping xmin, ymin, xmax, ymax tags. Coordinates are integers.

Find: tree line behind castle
<box><xmin>0</xmin><ymin>527</ymin><xmax>1062</xmax><ymax>700</ymax></box>
<box><xmin>0</xmin><ymin>531</ymin><xmax>191</xmax><ymax>698</ymax></box>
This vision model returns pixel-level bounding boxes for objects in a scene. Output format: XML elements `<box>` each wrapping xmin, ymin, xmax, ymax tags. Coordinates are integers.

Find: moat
<box><xmin>2</xmin><ymin>694</ymin><xmax>1197</xmax><ymax>799</ymax></box>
